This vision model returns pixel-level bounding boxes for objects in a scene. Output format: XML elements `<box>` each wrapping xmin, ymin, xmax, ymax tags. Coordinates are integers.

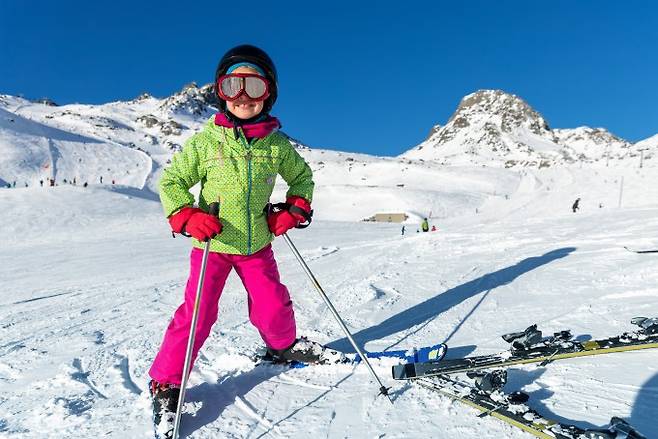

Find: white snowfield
<box><xmin>1</xmin><ymin>89</ymin><xmax>657</xmax><ymax>438</ymax></box>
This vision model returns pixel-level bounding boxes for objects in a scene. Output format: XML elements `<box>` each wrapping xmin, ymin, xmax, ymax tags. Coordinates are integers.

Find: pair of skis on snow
<box><xmin>391</xmin><ymin>317</ymin><xmax>657</xmax><ymax>439</ymax></box>
<box><xmin>152</xmin><ymin>317</ymin><xmax>656</xmax><ymax>438</ymax></box>
<box><xmin>151</xmin><ymin>343</ymin><xmax>448</xmax><ymax>438</ymax></box>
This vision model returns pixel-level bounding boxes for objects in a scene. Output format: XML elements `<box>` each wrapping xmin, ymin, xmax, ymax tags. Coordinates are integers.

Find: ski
<box><xmin>413</xmin><ymin>371</ymin><xmax>647</xmax><ymax>439</ymax></box>
<box><xmin>393</xmin><ymin>318</ymin><xmax>658</xmax><ymax>380</ymax></box>
<box><xmin>149</xmin><ymin>343</ymin><xmax>446</xmax><ymax>438</ymax></box>
<box><xmin>258</xmin><ymin>341</ymin><xmax>447</xmax><ymax>369</ymax></box>
<box><xmin>624</xmin><ymin>246</ymin><xmax>658</xmax><ymax>254</ymax></box>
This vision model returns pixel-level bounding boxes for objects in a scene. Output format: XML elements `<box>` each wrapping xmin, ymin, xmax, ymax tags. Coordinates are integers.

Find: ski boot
<box><xmin>266</xmin><ymin>337</ymin><xmax>346</xmax><ymax>364</ymax></box>
<box><xmin>583</xmin><ymin>416</ymin><xmax>647</xmax><ymax>439</ymax></box>
<box><xmin>502</xmin><ymin>324</ymin><xmax>543</xmax><ymax>350</ymax></box>
<box><xmin>149</xmin><ymin>380</ymin><xmax>180</xmax><ymax>439</ymax></box>
<box><xmin>631</xmin><ymin>316</ymin><xmax>658</xmax><ymax>335</ymax></box>
<box><xmin>466</xmin><ymin>369</ymin><xmax>508</xmax><ymax>393</ymax></box>
<box><xmin>550</xmin><ymin>329</ymin><xmax>573</xmax><ymax>343</ymax></box>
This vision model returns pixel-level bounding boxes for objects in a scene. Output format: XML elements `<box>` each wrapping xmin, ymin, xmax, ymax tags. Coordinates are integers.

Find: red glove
<box><xmin>267</xmin><ymin>196</ymin><xmax>311</xmax><ymax>236</ymax></box>
<box><xmin>168</xmin><ymin>206</ymin><xmax>222</xmax><ymax>241</ymax></box>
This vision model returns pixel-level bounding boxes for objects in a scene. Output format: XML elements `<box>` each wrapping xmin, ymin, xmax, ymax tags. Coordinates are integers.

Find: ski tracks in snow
<box><xmin>234</xmin><ymin>396</ymin><xmax>285</xmax><ymax>438</ymax></box>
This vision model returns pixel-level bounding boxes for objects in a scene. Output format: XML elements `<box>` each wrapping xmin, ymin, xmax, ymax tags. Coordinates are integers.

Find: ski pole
<box><xmin>172</xmin><ymin>202</ymin><xmax>220</xmax><ymax>439</ymax></box>
<box><xmin>281</xmin><ymin>232</ymin><xmax>393</xmax><ymax>403</ymax></box>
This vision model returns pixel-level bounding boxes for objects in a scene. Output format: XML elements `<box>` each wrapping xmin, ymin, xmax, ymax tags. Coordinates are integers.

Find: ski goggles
<box><xmin>217</xmin><ymin>73</ymin><xmax>270</xmax><ymax>101</ymax></box>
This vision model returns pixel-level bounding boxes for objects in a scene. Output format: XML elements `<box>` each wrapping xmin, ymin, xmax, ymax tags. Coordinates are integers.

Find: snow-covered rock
<box><xmin>403</xmin><ymin>89</ymin><xmax>657</xmax><ymax>169</ymax></box>
<box><xmin>403</xmin><ymin>90</ymin><xmax>565</xmax><ymax>167</ymax></box>
<box><xmin>554</xmin><ymin>126</ymin><xmax>632</xmax><ymax>163</ymax></box>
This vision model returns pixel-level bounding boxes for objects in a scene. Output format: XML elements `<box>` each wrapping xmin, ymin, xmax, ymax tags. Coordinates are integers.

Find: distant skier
<box><xmin>401</xmin><ymin>225</ymin><xmax>406</xmax><ymax>235</ymax></box>
<box><xmin>40</xmin><ymin>180</ymin><xmax>43</xmax><ymax>187</ymax></box>
<box><xmin>431</xmin><ymin>225</ymin><xmax>437</xmax><ymax>232</ymax></box>
<box><xmin>572</xmin><ymin>198</ymin><xmax>580</xmax><ymax>213</ymax></box>
<box><xmin>148</xmin><ymin>44</ymin><xmax>324</xmax><ymax>434</ymax></box>
<box><xmin>83</xmin><ymin>182</ymin><xmax>88</xmax><ymax>188</ymax></box>
<box><xmin>421</xmin><ymin>218</ymin><xmax>429</xmax><ymax>232</ymax></box>
<box><xmin>99</xmin><ymin>176</ymin><xmax>103</xmax><ymax>184</ymax></box>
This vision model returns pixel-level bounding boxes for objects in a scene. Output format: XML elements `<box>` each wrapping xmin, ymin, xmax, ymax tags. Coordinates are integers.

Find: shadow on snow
<box><xmin>328</xmin><ymin>247</ymin><xmax>576</xmax><ymax>353</ymax></box>
<box><xmin>181</xmin><ymin>366</ymin><xmax>353</xmax><ymax>438</ymax></box>
<box><xmin>506</xmin><ymin>368</ymin><xmax>654</xmax><ymax>437</ymax></box>
<box><xmin>630</xmin><ymin>372</ymin><xmax>658</xmax><ymax>437</ymax></box>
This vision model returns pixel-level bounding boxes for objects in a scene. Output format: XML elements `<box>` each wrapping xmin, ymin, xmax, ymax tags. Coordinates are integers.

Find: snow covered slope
<box><xmin>0</xmin><ymin>106</ymin><xmax>151</xmax><ymax>189</ymax></box>
<box><xmin>1</xmin><ymin>164</ymin><xmax>657</xmax><ymax>438</ymax></box>
<box><xmin>2</xmin><ymin>87</ymin><xmax>656</xmax><ymax>223</ymax></box>
<box><xmin>1</xmin><ymin>91</ymin><xmax>519</xmax><ymax>222</ymax></box>
<box><xmin>0</xmin><ymin>85</ymin><xmax>216</xmax><ymax>193</ymax></box>
<box><xmin>0</xmin><ymin>86</ymin><xmax>657</xmax><ymax>438</ymax></box>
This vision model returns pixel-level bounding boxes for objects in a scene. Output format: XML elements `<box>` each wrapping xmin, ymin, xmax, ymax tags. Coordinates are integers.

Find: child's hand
<box><xmin>169</xmin><ymin>207</ymin><xmax>222</xmax><ymax>241</ymax></box>
<box><xmin>267</xmin><ymin>196</ymin><xmax>311</xmax><ymax>236</ymax></box>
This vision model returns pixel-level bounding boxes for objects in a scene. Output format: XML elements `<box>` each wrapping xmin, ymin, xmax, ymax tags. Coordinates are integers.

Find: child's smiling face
<box><xmin>226</xmin><ymin>66</ymin><xmax>265</xmax><ymax>120</ymax></box>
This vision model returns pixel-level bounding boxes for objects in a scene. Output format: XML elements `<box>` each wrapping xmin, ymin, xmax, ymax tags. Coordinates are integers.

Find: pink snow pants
<box><xmin>149</xmin><ymin>244</ymin><xmax>296</xmax><ymax>385</ymax></box>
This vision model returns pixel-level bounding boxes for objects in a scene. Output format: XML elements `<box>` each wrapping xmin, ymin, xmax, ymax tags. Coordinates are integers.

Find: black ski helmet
<box><xmin>214</xmin><ymin>44</ymin><xmax>278</xmax><ymax>115</ymax></box>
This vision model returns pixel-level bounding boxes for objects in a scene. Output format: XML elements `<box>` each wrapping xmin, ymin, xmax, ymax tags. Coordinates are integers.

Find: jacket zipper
<box><xmin>239</xmin><ymin>129</ymin><xmax>253</xmax><ymax>255</ymax></box>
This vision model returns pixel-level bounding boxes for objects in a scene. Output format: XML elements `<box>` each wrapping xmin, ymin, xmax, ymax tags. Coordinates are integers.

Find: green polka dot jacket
<box><xmin>159</xmin><ymin>117</ymin><xmax>314</xmax><ymax>255</ymax></box>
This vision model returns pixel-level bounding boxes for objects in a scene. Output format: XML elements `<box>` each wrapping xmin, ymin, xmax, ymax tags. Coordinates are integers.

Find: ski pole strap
<box><xmin>265</xmin><ymin>202</ymin><xmax>313</xmax><ymax>229</ymax></box>
<box><xmin>172</xmin><ymin>202</ymin><xmax>220</xmax><ymax>239</ymax></box>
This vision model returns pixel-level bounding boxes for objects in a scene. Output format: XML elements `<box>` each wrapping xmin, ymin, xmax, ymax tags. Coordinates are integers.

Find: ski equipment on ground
<box><xmin>414</xmin><ymin>372</ymin><xmax>647</xmax><ymax>439</ymax></box>
<box><xmin>393</xmin><ymin>318</ymin><xmax>658</xmax><ymax>380</ymax></box>
<box><xmin>256</xmin><ymin>340</ymin><xmax>447</xmax><ymax>369</ymax></box>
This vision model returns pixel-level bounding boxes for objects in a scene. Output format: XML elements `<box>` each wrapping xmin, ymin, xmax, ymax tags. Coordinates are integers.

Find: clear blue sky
<box><xmin>1</xmin><ymin>1</ymin><xmax>656</xmax><ymax>155</ymax></box>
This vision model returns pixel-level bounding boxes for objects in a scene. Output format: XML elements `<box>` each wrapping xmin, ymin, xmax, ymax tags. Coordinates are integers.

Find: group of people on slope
<box><xmin>401</xmin><ymin>218</ymin><xmax>438</xmax><ymax>235</ymax></box>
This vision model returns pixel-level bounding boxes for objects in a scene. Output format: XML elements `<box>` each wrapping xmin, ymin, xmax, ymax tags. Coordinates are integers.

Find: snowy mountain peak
<box><xmin>157</xmin><ymin>82</ymin><xmax>218</xmax><ymax>117</ymax></box>
<box><xmin>404</xmin><ymin>89</ymin><xmax>559</xmax><ymax>166</ymax></box>
<box><xmin>635</xmin><ymin>133</ymin><xmax>658</xmax><ymax>150</ymax></box>
<box><xmin>403</xmin><ymin>89</ymin><xmax>655</xmax><ymax>168</ymax></box>
<box><xmin>554</xmin><ymin>126</ymin><xmax>632</xmax><ymax>161</ymax></box>
<box><xmin>451</xmin><ymin>90</ymin><xmax>551</xmax><ymax>136</ymax></box>
<box><xmin>32</xmin><ymin>97</ymin><xmax>59</xmax><ymax>107</ymax></box>
<box><xmin>133</xmin><ymin>92</ymin><xmax>154</xmax><ymax>102</ymax></box>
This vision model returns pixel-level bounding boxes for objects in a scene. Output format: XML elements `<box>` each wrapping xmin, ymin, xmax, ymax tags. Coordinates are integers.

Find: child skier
<box><xmin>421</xmin><ymin>217</ymin><xmax>429</xmax><ymax>232</ymax></box>
<box><xmin>148</xmin><ymin>44</ymin><xmax>322</xmax><ymax>434</ymax></box>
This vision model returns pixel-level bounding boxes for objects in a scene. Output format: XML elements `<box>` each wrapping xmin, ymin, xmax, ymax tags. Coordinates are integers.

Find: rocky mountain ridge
<box><xmin>404</xmin><ymin>89</ymin><xmax>651</xmax><ymax>168</ymax></box>
<box><xmin>1</xmin><ymin>84</ymin><xmax>655</xmax><ymax>194</ymax></box>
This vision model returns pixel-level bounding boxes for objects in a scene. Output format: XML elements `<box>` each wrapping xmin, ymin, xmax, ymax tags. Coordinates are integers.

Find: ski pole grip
<box><xmin>208</xmin><ymin>202</ymin><xmax>220</xmax><ymax>217</ymax></box>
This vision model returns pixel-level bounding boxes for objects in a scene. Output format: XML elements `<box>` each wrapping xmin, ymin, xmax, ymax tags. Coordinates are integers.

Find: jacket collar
<box><xmin>214</xmin><ymin>113</ymin><xmax>281</xmax><ymax>140</ymax></box>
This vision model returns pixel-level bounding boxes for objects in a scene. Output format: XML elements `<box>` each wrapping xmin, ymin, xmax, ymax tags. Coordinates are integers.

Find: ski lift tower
<box><xmin>638</xmin><ymin>148</ymin><xmax>649</xmax><ymax>169</ymax></box>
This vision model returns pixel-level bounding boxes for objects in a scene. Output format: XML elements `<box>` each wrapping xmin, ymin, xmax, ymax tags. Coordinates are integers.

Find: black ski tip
<box><xmin>391</xmin><ymin>362</ymin><xmax>418</xmax><ymax>380</ymax></box>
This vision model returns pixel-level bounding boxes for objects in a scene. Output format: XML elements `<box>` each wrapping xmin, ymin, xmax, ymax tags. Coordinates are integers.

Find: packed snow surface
<box><xmin>1</xmin><ymin>164</ymin><xmax>657</xmax><ymax>438</ymax></box>
<box><xmin>1</xmin><ymin>90</ymin><xmax>657</xmax><ymax>438</ymax></box>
